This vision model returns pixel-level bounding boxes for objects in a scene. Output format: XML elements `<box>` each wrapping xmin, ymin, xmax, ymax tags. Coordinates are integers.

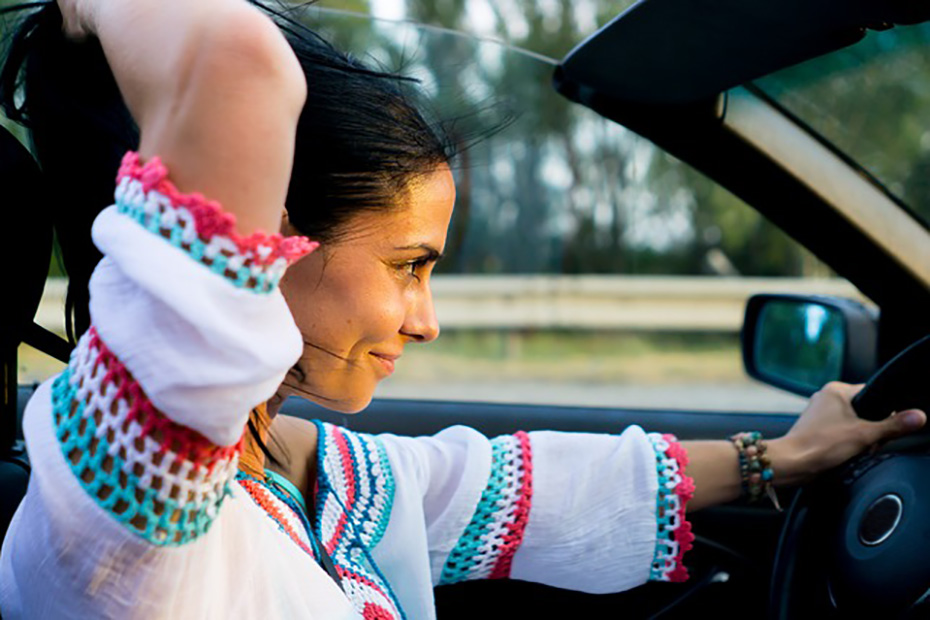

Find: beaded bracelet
<box><xmin>729</xmin><ymin>431</ymin><xmax>782</xmax><ymax>511</ymax></box>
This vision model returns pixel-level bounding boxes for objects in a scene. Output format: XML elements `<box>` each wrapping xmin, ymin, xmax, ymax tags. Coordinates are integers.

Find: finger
<box><xmin>869</xmin><ymin>409</ymin><xmax>927</xmax><ymax>443</ymax></box>
<box><xmin>835</xmin><ymin>382</ymin><xmax>865</xmax><ymax>399</ymax></box>
<box><xmin>818</xmin><ymin>381</ymin><xmax>864</xmax><ymax>401</ymax></box>
<box><xmin>846</xmin><ymin>383</ymin><xmax>866</xmax><ymax>398</ymax></box>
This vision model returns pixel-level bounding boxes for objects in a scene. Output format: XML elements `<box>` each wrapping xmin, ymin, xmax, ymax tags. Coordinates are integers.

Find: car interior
<box><xmin>5</xmin><ymin>0</ymin><xmax>930</xmax><ymax>618</ymax></box>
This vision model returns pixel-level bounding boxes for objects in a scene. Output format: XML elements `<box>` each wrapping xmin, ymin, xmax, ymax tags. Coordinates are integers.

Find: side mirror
<box><xmin>742</xmin><ymin>294</ymin><xmax>878</xmax><ymax>397</ymax></box>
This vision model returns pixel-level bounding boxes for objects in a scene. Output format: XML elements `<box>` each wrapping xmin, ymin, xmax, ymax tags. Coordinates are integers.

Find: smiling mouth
<box><xmin>369</xmin><ymin>352</ymin><xmax>400</xmax><ymax>375</ymax></box>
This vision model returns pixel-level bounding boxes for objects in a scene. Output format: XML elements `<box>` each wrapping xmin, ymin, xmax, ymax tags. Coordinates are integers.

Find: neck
<box><xmin>266</xmin><ymin>391</ymin><xmax>288</xmax><ymax>419</ymax></box>
<box><xmin>239</xmin><ymin>402</ymin><xmax>274</xmax><ymax>479</ymax></box>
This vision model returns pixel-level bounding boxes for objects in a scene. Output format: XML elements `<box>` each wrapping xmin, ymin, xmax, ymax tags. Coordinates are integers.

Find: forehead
<box><xmin>349</xmin><ymin>165</ymin><xmax>456</xmax><ymax>250</ymax></box>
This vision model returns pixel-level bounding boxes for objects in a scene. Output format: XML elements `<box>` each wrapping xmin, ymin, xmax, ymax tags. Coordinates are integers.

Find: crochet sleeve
<box><xmin>378</xmin><ymin>425</ymin><xmax>694</xmax><ymax>595</ymax></box>
<box><xmin>12</xmin><ymin>152</ymin><xmax>315</xmax><ymax>545</ymax></box>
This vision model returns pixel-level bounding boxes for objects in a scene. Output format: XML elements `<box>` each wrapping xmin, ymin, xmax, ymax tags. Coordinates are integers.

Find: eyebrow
<box><xmin>394</xmin><ymin>244</ymin><xmax>444</xmax><ymax>262</ymax></box>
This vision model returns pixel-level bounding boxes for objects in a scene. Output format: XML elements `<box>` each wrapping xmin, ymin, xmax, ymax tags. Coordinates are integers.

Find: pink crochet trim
<box><xmin>237</xmin><ymin>476</ymin><xmax>315</xmax><ymax>557</ymax></box>
<box><xmin>489</xmin><ymin>430</ymin><xmax>534</xmax><ymax>579</ymax></box>
<box><xmin>337</xmin><ymin>565</ymin><xmax>402</xmax><ymax>620</ymax></box>
<box><xmin>662</xmin><ymin>434</ymin><xmax>695</xmax><ymax>583</ymax></box>
<box><xmin>361</xmin><ymin>603</ymin><xmax>396</xmax><ymax>620</ymax></box>
<box><xmin>117</xmin><ymin>152</ymin><xmax>318</xmax><ymax>265</ymax></box>
<box><xmin>325</xmin><ymin>426</ymin><xmax>356</xmax><ymax>556</ymax></box>
<box><xmin>87</xmin><ymin>327</ymin><xmax>243</xmax><ymax>468</ymax></box>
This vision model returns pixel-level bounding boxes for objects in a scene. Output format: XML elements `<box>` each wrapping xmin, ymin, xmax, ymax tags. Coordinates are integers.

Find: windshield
<box><xmin>756</xmin><ymin>22</ymin><xmax>930</xmax><ymax>228</ymax></box>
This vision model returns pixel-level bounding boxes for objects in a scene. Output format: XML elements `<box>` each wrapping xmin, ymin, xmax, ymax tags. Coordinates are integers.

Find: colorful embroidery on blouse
<box><xmin>315</xmin><ymin>422</ymin><xmax>403</xmax><ymax>620</ymax></box>
<box><xmin>115</xmin><ymin>152</ymin><xmax>318</xmax><ymax>293</ymax></box>
<box><xmin>438</xmin><ymin>431</ymin><xmax>534</xmax><ymax>585</ymax></box>
<box><xmin>647</xmin><ymin>433</ymin><xmax>695</xmax><ymax>583</ymax></box>
<box><xmin>50</xmin><ymin>328</ymin><xmax>241</xmax><ymax>545</ymax></box>
<box><xmin>236</xmin><ymin>471</ymin><xmax>316</xmax><ymax>558</ymax></box>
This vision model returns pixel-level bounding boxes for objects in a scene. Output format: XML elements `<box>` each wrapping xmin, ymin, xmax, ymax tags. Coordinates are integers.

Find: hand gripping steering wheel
<box><xmin>769</xmin><ymin>335</ymin><xmax>930</xmax><ymax>618</ymax></box>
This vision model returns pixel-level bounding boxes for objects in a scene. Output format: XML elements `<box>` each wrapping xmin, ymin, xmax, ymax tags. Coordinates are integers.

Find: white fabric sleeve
<box><xmin>89</xmin><ymin>154</ymin><xmax>313</xmax><ymax>446</ymax></box>
<box><xmin>378</xmin><ymin>425</ymin><xmax>695</xmax><ymax>595</ymax></box>
<box><xmin>0</xmin><ymin>152</ymin><xmax>327</xmax><ymax>619</ymax></box>
<box><xmin>89</xmin><ymin>207</ymin><xmax>302</xmax><ymax>446</ymax></box>
<box><xmin>509</xmin><ymin>428</ymin><xmax>658</xmax><ymax>592</ymax></box>
<box><xmin>6</xmin><ymin>152</ymin><xmax>317</xmax><ymax>546</ymax></box>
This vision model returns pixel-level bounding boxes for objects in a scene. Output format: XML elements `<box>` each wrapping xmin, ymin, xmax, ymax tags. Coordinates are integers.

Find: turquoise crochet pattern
<box><xmin>114</xmin><ymin>152</ymin><xmax>317</xmax><ymax>294</ymax></box>
<box><xmin>438</xmin><ymin>431</ymin><xmax>533</xmax><ymax>585</ymax></box>
<box><xmin>114</xmin><ymin>195</ymin><xmax>280</xmax><ymax>293</ymax></box>
<box><xmin>315</xmin><ymin>422</ymin><xmax>404</xmax><ymax>620</ymax></box>
<box><xmin>647</xmin><ymin>433</ymin><xmax>695</xmax><ymax>583</ymax></box>
<box><xmin>51</xmin><ymin>330</ymin><xmax>239</xmax><ymax>546</ymax></box>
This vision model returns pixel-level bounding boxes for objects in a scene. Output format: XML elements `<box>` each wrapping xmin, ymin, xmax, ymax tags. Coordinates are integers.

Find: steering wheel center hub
<box><xmin>858</xmin><ymin>493</ymin><xmax>903</xmax><ymax>546</ymax></box>
<box><xmin>829</xmin><ymin>456</ymin><xmax>930</xmax><ymax>614</ymax></box>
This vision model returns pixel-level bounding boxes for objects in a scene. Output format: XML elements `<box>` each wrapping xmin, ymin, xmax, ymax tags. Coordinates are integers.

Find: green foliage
<box><xmin>3</xmin><ymin>0</ymin><xmax>859</xmax><ymax>280</ymax></box>
<box><xmin>758</xmin><ymin>25</ymin><xmax>930</xmax><ymax>226</ymax></box>
<box><xmin>308</xmin><ymin>1</ymin><xmax>833</xmax><ymax>277</ymax></box>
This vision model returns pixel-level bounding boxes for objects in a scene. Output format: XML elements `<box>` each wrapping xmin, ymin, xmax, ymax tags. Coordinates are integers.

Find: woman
<box><xmin>0</xmin><ymin>1</ymin><xmax>924</xmax><ymax>618</ymax></box>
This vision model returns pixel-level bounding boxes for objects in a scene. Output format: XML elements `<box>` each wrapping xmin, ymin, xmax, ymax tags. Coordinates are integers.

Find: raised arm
<box><xmin>67</xmin><ymin>0</ymin><xmax>305</xmax><ymax>233</ymax></box>
<box><xmin>0</xmin><ymin>4</ymin><xmax>336</xmax><ymax>617</ymax></box>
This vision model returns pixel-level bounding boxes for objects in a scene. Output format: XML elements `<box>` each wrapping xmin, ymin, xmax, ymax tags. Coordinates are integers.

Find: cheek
<box><xmin>335</xmin><ymin>275</ymin><xmax>408</xmax><ymax>345</ymax></box>
<box><xmin>283</xmin><ymin>257</ymin><xmax>407</xmax><ymax>353</ymax></box>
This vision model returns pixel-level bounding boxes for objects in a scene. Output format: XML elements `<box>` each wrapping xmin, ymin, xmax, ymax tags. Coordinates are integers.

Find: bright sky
<box><xmin>370</xmin><ymin>0</ymin><xmax>406</xmax><ymax>20</ymax></box>
<box><xmin>369</xmin><ymin>0</ymin><xmax>497</xmax><ymax>35</ymax></box>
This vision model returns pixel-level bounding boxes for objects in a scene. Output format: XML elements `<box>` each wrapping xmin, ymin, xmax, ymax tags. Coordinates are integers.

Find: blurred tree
<box><xmin>3</xmin><ymin>0</ymin><xmax>880</xmax><ymax>279</ymax></box>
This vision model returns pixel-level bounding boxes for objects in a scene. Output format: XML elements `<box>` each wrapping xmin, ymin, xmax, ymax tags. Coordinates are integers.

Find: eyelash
<box><xmin>402</xmin><ymin>257</ymin><xmax>431</xmax><ymax>282</ymax></box>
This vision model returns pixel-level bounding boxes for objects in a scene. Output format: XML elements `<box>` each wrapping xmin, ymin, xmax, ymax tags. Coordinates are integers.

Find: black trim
<box><xmin>557</xmin><ymin>0</ymin><xmax>930</xmax><ymax>106</ymax></box>
<box><xmin>280</xmin><ymin>397</ymin><xmax>799</xmax><ymax>440</ymax></box>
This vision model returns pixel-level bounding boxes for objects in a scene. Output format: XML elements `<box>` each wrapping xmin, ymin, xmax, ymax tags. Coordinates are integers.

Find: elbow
<box><xmin>182</xmin><ymin>6</ymin><xmax>307</xmax><ymax>116</ymax></box>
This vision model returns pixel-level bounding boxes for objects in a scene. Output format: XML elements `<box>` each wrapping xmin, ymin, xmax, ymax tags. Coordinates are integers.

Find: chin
<box><xmin>307</xmin><ymin>390</ymin><xmax>374</xmax><ymax>415</ymax></box>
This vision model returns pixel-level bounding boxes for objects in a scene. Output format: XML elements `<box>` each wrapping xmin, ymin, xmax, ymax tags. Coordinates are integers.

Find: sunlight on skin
<box><xmin>269</xmin><ymin>165</ymin><xmax>456</xmax><ymax>416</ymax></box>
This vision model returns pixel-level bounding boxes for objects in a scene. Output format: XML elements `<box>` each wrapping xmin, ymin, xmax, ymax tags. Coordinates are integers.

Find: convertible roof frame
<box><xmin>559</xmin><ymin>0</ymin><xmax>930</xmax><ymax>106</ymax></box>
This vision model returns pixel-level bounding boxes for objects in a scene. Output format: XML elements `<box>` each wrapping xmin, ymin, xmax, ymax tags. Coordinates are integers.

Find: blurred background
<box><xmin>11</xmin><ymin>0</ymin><xmax>924</xmax><ymax>413</ymax></box>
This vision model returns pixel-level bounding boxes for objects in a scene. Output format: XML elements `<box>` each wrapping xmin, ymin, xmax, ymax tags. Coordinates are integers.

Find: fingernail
<box><xmin>901</xmin><ymin>411</ymin><xmax>926</xmax><ymax>429</ymax></box>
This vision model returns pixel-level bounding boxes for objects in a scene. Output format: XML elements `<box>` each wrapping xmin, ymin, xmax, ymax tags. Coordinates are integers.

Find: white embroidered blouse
<box><xmin>0</xmin><ymin>153</ymin><xmax>694</xmax><ymax>619</ymax></box>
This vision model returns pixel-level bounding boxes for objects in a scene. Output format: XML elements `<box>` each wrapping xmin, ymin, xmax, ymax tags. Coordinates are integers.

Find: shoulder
<box><xmin>267</xmin><ymin>414</ymin><xmax>319</xmax><ymax>503</ymax></box>
<box><xmin>272</xmin><ymin>414</ymin><xmax>319</xmax><ymax>454</ymax></box>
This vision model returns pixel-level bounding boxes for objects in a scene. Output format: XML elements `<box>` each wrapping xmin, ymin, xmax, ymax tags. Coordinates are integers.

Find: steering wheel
<box><xmin>769</xmin><ymin>335</ymin><xmax>930</xmax><ymax>619</ymax></box>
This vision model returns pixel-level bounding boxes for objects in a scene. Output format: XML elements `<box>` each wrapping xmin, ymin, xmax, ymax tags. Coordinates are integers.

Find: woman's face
<box><xmin>277</xmin><ymin>166</ymin><xmax>456</xmax><ymax>413</ymax></box>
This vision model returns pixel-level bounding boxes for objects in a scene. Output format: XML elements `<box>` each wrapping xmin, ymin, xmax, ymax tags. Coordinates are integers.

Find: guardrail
<box><xmin>36</xmin><ymin>276</ymin><xmax>865</xmax><ymax>334</ymax></box>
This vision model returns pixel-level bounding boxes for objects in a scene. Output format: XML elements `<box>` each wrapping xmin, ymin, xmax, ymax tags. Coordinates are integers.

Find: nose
<box><xmin>401</xmin><ymin>285</ymin><xmax>440</xmax><ymax>343</ymax></box>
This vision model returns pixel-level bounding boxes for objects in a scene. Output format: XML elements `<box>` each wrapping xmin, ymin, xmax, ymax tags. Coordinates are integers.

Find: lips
<box><xmin>369</xmin><ymin>351</ymin><xmax>401</xmax><ymax>375</ymax></box>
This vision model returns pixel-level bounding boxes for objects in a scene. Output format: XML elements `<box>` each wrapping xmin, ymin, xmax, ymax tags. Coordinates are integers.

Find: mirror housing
<box><xmin>742</xmin><ymin>294</ymin><xmax>878</xmax><ymax>397</ymax></box>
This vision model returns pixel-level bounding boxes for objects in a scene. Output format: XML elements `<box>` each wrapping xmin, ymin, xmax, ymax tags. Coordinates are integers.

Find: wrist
<box><xmin>767</xmin><ymin>436</ymin><xmax>810</xmax><ymax>486</ymax></box>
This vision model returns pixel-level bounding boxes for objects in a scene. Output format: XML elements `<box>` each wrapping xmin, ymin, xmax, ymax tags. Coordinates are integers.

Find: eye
<box><xmin>401</xmin><ymin>256</ymin><xmax>435</xmax><ymax>282</ymax></box>
<box><xmin>403</xmin><ymin>257</ymin><xmax>431</xmax><ymax>282</ymax></box>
